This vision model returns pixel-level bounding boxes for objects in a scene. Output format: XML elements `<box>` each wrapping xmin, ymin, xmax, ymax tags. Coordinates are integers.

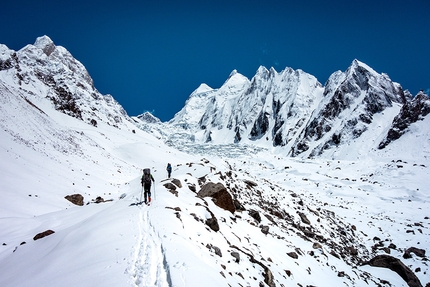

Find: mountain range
<box><xmin>1</xmin><ymin>36</ymin><xmax>429</xmax><ymax>287</ymax></box>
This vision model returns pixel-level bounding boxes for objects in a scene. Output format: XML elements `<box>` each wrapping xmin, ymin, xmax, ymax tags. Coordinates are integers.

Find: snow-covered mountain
<box><xmin>1</xmin><ymin>37</ymin><xmax>429</xmax><ymax>287</ymax></box>
<box><xmin>0</xmin><ymin>36</ymin><xmax>130</xmax><ymax>129</ymax></box>
<box><xmin>169</xmin><ymin>59</ymin><xmax>429</xmax><ymax>161</ymax></box>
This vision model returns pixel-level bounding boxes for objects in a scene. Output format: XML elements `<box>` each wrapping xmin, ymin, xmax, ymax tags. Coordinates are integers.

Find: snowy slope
<box><xmin>0</xmin><ymin>37</ymin><xmax>429</xmax><ymax>287</ymax></box>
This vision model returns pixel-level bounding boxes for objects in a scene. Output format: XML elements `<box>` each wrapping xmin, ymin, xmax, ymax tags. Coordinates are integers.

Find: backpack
<box><xmin>142</xmin><ymin>168</ymin><xmax>151</xmax><ymax>184</ymax></box>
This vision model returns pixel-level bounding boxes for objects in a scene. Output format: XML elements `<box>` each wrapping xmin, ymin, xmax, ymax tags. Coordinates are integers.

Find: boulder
<box><xmin>65</xmin><ymin>194</ymin><xmax>84</xmax><ymax>206</ymax></box>
<box><xmin>364</xmin><ymin>254</ymin><xmax>422</xmax><ymax>287</ymax></box>
<box><xmin>197</xmin><ymin>182</ymin><xmax>235</xmax><ymax>213</ymax></box>
<box><xmin>206</xmin><ymin>217</ymin><xmax>219</xmax><ymax>232</ymax></box>
<box><xmin>249</xmin><ymin>210</ymin><xmax>261</xmax><ymax>223</ymax></box>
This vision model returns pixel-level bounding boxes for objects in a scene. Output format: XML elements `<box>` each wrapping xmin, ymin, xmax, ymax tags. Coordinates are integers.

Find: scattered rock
<box><xmin>403</xmin><ymin>247</ymin><xmax>426</xmax><ymax>259</ymax></box>
<box><xmin>187</xmin><ymin>183</ymin><xmax>196</xmax><ymax>192</ymax></box>
<box><xmin>233</xmin><ymin>199</ymin><xmax>246</xmax><ymax>211</ymax></box>
<box><xmin>261</xmin><ymin>225</ymin><xmax>269</xmax><ymax>235</ymax></box>
<box><xmin>249</xmin><ymin>209</ymin><xmax>261</xmax><ymax>223</ymax></box>
<box><xmin>298</xmin><ymin>212</ymin><xmax>310</xmax><ymax>225</ymax></box>
<box><xmin>213</xmin><ymin>246</ymin><xmax>222</xmax><ymax>257</ymax></box>
<box><xmin>206</xmin><ymin>244</ymin><xmax>223</xmax><ymax>257</ymax></box>
<box><xmin>243</xmin><ymin>179</ymin><xmax>258</xmax><ymax>187</ymax></box>
<box><xmin>171</xmin><ymin>178</ymin><xmax>182</xmax><ymax>188</ymax></box>
<box><xmin>64</xmin><ymin>194</ymin><xmax>84</xmax><ymax>206</ymax></box>
<box><xmin>33</xmin><ymin>230</ymin><xmax>55</xmax><ymax>241</ymax></box>
<box><xmin>312</xmin><ymin>242</ymin><xmax>323</xmax><ymax>249</ymax></box>
<box><xmin>231</xmin><ymin>251</ymin><xmax>240</xmax><ymax>263</ymax></box>
<box><xmin>287</xmin><ymin>252</ymin><xmax>299</xmax><ymax>259</ymax></box>
<box><xmin>92</xmin><ymin>196</ymin><xmax>113</xmax><ymax>203</ymax></box>
<box><xmin>206</xmin><ymin>217</ymin><xmax>220</xmax><ymax>232</ymax></box>
<box><xmin>163</xmin><ymin>182</ymin><xmax>177</xmax><ymax>191</ymax></box>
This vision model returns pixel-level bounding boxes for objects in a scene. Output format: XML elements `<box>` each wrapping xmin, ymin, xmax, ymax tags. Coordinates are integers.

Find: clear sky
<box><xmin>1</xmin><ymin>0</ymin><xmax>429</xmax><ymax>122</ymax></box>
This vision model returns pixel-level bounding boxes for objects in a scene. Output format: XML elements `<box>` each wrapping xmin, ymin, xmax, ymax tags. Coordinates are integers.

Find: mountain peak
<box><xmin>221</xmin><ymin>70</ymin><xmax>250</xmax><ymax>88</ymax></box>
<box><xmin>350</xmin><ymin>59</ymin><xmax>377</xmax><ymax>75</ymax></box>
<box><xmin>34</xmin><ymin>35</ymin><xmax>56</xmax><ymax>56</ymax></box>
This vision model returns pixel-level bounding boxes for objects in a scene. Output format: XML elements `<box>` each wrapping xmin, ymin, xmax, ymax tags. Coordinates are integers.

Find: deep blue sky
<box><xmin>1</xmin><ymin>0</ymin><xmax>429</xmax><ymax>121</ymax></box>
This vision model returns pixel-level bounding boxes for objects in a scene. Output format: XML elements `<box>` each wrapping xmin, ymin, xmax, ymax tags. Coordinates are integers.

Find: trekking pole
<box><xmin>139</xmin><ymin>185</ymin><xmax>143</xmax><ymax>204</ymax></box>
<box><xmin>153</xmin><ymin>184</ymin><xmax>156</xmax><ymax>201</ymax></box>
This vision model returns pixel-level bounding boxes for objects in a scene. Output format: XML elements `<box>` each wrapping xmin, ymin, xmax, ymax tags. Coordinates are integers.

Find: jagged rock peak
<box><xmin>34</xmin><ymin>35</ymin><xmax>56</xmax><ymax>56</ymax></box>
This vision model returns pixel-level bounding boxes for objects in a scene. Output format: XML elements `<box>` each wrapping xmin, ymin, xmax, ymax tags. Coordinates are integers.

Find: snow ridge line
<box><xmin>128</xmin><ymin>206</ymin><xmax>171</xmax><ymax>287</ymax></box>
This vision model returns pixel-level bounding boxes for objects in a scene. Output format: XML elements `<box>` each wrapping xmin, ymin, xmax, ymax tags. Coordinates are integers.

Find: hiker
<box><xmin>166</xmin><ymin>163</ymin><xmax>172</xmax><ymax>178</ymax></box>
<box><xmin>141</xmin><ymin>168</ymin><xmax>155</xmax><ymax>204</ymax></box>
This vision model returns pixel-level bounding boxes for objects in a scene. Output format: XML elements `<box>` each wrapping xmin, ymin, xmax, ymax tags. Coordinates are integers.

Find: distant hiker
<box><xmin>166</xmin><ymin>163</ymin><xmax>172</xmax><ymax>178</ymax></box>
<box><xmin>141</xmin><ymin>168</ymin><xmax>155</xmax><ymax>204</ymax></box>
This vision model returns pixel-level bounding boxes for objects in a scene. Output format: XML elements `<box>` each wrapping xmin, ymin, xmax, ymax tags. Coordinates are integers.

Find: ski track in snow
<box><xmin>128</xmin><ymin>205</ymin><xmax>171</xmax><ymax>287</ymax></box>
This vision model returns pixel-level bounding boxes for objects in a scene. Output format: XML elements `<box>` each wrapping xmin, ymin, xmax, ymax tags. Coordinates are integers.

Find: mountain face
<box><xmin>170</xmin><ymin>60</ymin><xmax>428</xmax><ymax>160</ymax></box>
<box><xmin>0</xmin><ymin>36</ymin><xmax>129</xmax><ymax>129</ymax></box>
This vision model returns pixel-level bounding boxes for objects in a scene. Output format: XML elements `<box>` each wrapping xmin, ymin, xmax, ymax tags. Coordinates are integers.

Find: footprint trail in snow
<box><xmin>128</xmin><ymin>206</ymin><xmax>171</xmax><ymax>287</ymax></box>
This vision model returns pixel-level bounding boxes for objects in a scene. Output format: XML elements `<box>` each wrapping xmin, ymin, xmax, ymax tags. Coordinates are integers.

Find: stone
<box><xmin>197</xmin><ymin>182</ymin><xmax>235</xmax><ymax>213</ymax></box>
<box><xmin>365</xmin><ymin>254</ymin><xmax>423</xmax><ymax>287</ymax></box>
<box><xmin>33</xmin><ymin>230</ymin><xmax>55</xmax><ymax>241</ymax></box>
<box><xmin>65</xmin><ymin>194</ymin><xmax>84</xmax><ymax>206</ymax></box>
<box><xmin>231</xmin><ymin>251</ymin><xmax>240</xmax><ymax>263</ymax></box>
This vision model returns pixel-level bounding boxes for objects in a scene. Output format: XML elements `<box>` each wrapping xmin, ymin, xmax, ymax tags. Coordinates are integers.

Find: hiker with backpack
<box><xmin>166</xmin><ymin>163</ymin><xmax>172</xmax><ymax>178</ymax></box>
<box><xmin>141</xmin><ymin>168</ymin><xmax>155</xmax><ymax>204</ymax></box>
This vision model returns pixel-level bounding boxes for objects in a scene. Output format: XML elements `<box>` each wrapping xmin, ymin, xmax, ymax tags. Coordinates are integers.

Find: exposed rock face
<box><xmin>290</xmin><ymin>60</ymin><xmax>406</xmax><ymax>157</ymax></box>
<box><xmin>65</xmin><ymin>194</ymin><xmax>84</xmax><ymax>206</ymax></box>
<box><xmin>197</xmin><ymin>182</ymin><xmax>235</xmax><ymax>213</ymax></box>
<box><xmin>379</xmin><ymin>92</ymin><xmax>430</xmax><ymax>149</ymax></box>
<box><xmin>364</xmin><ymin>254</ymin><xmax>423</xmax><ymax>287</ymax></box>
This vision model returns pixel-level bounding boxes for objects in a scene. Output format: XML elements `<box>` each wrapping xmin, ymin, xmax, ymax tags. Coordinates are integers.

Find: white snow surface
<box><xmin>1</xmin><ymin>37</ymin><xmax>429</xmax><ymax>287</ymax></box>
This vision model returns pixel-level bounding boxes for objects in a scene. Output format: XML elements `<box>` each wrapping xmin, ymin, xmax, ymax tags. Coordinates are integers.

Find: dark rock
<box><xmin>364</xmin><ymin>254</ymin><xmax>423</xmax><ymax>287</ymax></box>
<box><xmin>231</xmin><ymin>251</ymin><xmax>240</xmax><ymax>263</ymax></box>
<box><xmin>33</xmin><ymin>230</ymin><xmax>55</xmax><ymax>241</ymax></box>
<box><xmin>298</xmin><ymin>212</ymin><xmax>310</xmax><ymax>224</ymax></box>
<box><xmin>65</xmin><ymin>194</ymin><xmax>84</xmax><ymax>206</ymax></box>
<box><xmin>163</xmin><ymin>182</ymin><xmax>177</xmax><ymax>191</ymax></box>
<box><xmin>197</xmin><ymin>182</ymin><xmax>235</xmax><ymax>213</ymax></box>
<box><xmin>243</xmin><ymin>179</ymin><xmax>258</xmax><ymax>187</ymax></box>
<box><xmin>206</xmin><ymin>217</ymin><xmax>219</xmax><ymax>232</ymax></box>
<box><xmin>312</xmin><ymin>242</ymin><xmax>323</xmax><ymax>249</ymax></box>
<box><xmin>287</xmin><ymin>252</ymin><xmax>299</xmax><ymax>259</ymax></box>
<box><xmin>249</xmin><ymin>210</ymin><xmax>261</xmax><ymax>223</ymax></box>
<box><xmin>187</xmin><ymin>183</ymin><xmax>196</xmax><ymax>192</ymax></box>
<box><xmin>171</xmin><ymin>178</ymin><xmax>182</xmax><ymax>188</ymax></box>
<box><xmin>404</xmin><ymin>247</ymin><xmax>426</xmax><ymax>259</ymax></box>
<box><xmin>261</xmin><ymin>225</ymin><xmax>269</xmax><ymax>235</ymax></box>
<box><xmin>95</xmin><ymin>196</ymin><xmax>104</xmax><ymax>203</ymax></box>
<box><xmin>233</xmin><ymin>199</ymin><xmax>246</xmax><ymax>211</ymax></box>
<box><xmin>213</xmin><ymin>246</ymin><xmax>222</xmax><ymax>257</ymax></box>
